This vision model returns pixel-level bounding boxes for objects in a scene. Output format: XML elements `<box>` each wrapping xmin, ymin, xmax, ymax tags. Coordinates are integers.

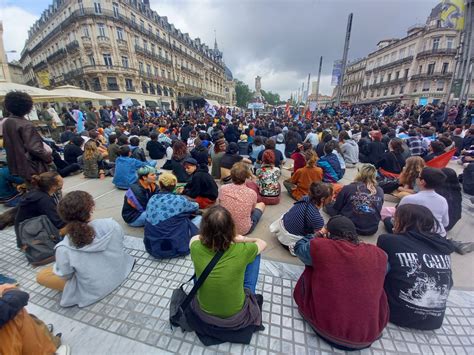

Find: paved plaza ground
<box><xmin>1</xmin><ymin>159</ymin><xmax>473</xmax><ymax>354</ymax></box>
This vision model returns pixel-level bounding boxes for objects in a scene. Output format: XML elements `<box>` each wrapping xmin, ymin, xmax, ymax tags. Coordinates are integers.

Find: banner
<box><xmin>331</xmin><ymin>60</ymin><xmax>342</xmax><ymax>86</ymax></box>
<box><xmin>440</xmin><ymin>0</ymin><xmax>465</xmax><ymax>30</ymax></box>
<box><xmin>247</xmin><ymin>102</ymin><xmax>264</xmax><ymax>110</ymax></box>
<box><xmin>309</xmin><ymin>101</ymin><xmax>318</xmax><ymax>112</ymax></box>
<box><xmin>36</xmin><ymin>70</ymin><xmax>50</xmax><ymax>88</ymax></box>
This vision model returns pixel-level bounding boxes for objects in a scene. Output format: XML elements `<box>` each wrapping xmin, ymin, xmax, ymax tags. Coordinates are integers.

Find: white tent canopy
<box><xmin>205</xmin><ymin>99</ymin><xmax>221</xmax><ymax>108</ymax></box>
<box><xmin>0</xmin><ymin>82</ymin><xmax>63</xmax><ymax>101</ymax></box>
<box><xmin>49</xmin><ymin>85</ymin><xmax>113</xmax><ymax>101</ymax></box>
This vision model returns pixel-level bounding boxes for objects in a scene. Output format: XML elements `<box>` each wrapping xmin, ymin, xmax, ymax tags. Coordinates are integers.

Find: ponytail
<box><xmin>31</xmin><ymin>172</ymin><xmax>60</xmax><ymax>193</ymax></box>
<box><xmin>65</xmin><ymin>221</ymin><xmax>95</xmax><ymax>248</ymax></box>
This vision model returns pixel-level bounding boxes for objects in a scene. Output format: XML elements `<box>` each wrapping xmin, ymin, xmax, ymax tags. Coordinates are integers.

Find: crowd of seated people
<box><xmin>1</xmin><ymin>90</ymin><xmax>473</xmax><ymax>351</ymax></box>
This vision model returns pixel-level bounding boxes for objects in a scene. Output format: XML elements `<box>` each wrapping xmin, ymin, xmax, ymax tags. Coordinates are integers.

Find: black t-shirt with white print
<box><xmin>377</xmin><ymin>231</ymin><xmax>455</xmax><ymax>330</ymax></box>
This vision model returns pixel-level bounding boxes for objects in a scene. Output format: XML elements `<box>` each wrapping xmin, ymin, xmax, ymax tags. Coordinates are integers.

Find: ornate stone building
<box><xmin>19</xmin><ymin>0</ymin><xmax>230</xmax><ymax>108</ymax></box>
<box><xmin>340</xmin><ymin>58</ymin><xmax>366</xmax><ymax>104</ymax></box>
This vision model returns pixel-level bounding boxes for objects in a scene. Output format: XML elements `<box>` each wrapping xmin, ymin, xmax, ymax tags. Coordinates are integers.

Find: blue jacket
<box><xmin>317</xmin><ymin>153</ymin><xmax>343</xmax><ymax>183</ymax></box>
<box><xmin>0</xmin><ymin>289</ymin><xmax>29</xmax><ymax>327</ymax></box>
<box><xmin>112</xmin><ymin>156</ymin><xmax>152</xmax><ymax>189</ymax></box>
<box><xmin>144</xmin><ymin>212</ymin><xmax>198</xmax><ymax>259</ymax></box>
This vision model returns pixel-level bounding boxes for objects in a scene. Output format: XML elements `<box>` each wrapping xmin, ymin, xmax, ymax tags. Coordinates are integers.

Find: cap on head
<box><xmin>183</xmin><ymin>157</ymin><xmax>198</xmax><ymax>166</ymax></box>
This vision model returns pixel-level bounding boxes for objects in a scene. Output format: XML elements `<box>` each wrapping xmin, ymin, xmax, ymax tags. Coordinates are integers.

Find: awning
<box><xmin>145</xmin><ymin>100</ymin><xmax>158</xmax><ymax>107</ymax></box>
<box><xmin>131</xmin><ymin>99</ymin><xmax>140</xmax><ymax>106</ymax></box>
<box><xmin>205</xmin><ymin>99</ymin><xmax>221</xmax><ymax>108</ymax></box>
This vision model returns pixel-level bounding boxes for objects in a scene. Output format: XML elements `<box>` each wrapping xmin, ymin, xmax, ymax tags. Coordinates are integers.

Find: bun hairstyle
<box><xmin>31</xmin><ymin>172</ymin><xmax>60</xmax><ymax>193</ymax></box>
<box><xmin>57</xmin><ymin>191</ymin><xmax>95</xmax><ymax>248</ymax></box>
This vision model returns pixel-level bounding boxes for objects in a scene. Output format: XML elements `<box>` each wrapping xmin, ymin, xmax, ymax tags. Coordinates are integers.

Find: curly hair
<box><xmin>83</xmin><ymin>140</ymin><xmax>98</xmax><ymax>160</ymax></box>
<box><xmin>200</xmin><ymin>205</ymin><xmax>235</xmax><ymax>252</ymax></box>
<box><xmin>399</xmin><ymin>156</ymin><xmax>425</xmax><ymax>188</ymax></box>
<box><xmin>58</xmin><ymin>191</ymin><xmax>95</xmax><ymax>248</ymax></box>
<box><xmin>3</xmin><ymin>91</ymin><xmax>33</xmax><ymax>117</ymax></box>
<box><xmin>308</xmin><ymin>182</ymin><xmax>333</xmax><ymax>206</ymax></box>
<box><xmin>354</xmin><ymin>163</ymin><xmax>378</xmax><ymax>195</ymax></box>
<box><xmin>172</xmin><ymin>140</ymin><xmax>188</xmax><ymax>161</ymax></box>
<box><xmin>262</xmin><ymin>149</ymin><xmax>275</xmax><ymax>166</ymax></box>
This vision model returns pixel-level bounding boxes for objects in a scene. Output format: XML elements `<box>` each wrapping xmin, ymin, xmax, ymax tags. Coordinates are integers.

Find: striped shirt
<box><xmin>282</xmin><ymin>196</ymin><xmax>325</xmax><ymax>236</ymax></box>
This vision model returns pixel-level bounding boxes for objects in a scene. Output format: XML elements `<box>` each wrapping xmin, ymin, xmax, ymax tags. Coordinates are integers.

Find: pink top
<box><xmin>218</xmin><ymin>183</ymin><xmax>257</xmax><ymax>235</ymax></box>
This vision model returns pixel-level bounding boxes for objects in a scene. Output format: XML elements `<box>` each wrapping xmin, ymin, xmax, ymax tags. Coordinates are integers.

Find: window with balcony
<box><xmin>78</xmin><ymin>0</ymin><xmax>84</xmax><ymax>15</ymax></box>
<box><xmin>134</xmin><ymin>36</ymin><xmax>139</xmax><ymax>46</ymax></box>
<box><xmin>88</xmin><ymin>54</ymin><xmax>95</xmax><ymax>66</ymax></box>
<box><xmin>437</xmin><ymin>80</ymin><xmax>445</xmax><ymax>92</ymax></box>
<box><xmin>395</xmin><ymin>71</ymin><xmax>399</xmax><ymax>80</ymax></box>
<box><xmin>148</xmin><ymin>24</ymin><xmax>152</xmax><ymax>34</ymax></box>
<box><xmin>391</xmin><ymin>87</ymin><xmax>395</xmax><ymax>95</ymax></box>
<box><xmin>125</xmin><ymin>79</ymin><xmax>134</xmax><ymax>91</ymax></box>
<box><xmin>146</xmin><ymin>64</ymin><xmax>151</xmax><ymax>76</ymax></box>
<box><xmin>139</xmin><ymin>62</ymin><xmax>144</xmax><ymax>73</ymax></box>
<box><xmin>92</xmin><ymin>77</ymin><xmax>101</xmax><ymax>91</ymax></box>
<box><xmin>159</xmin><ymin>47</ymin><xmax>163</xmax><ymax>56</ymax></box>
<box><xmin>151</xmin><ymin>44</ymin><xmax>155</xmax><ymax>54</ymax></box>
<box><xmin>94</xmin><ymin>1</ymin><xmax>101</xmax><ymax>14</ymax></box>
<box><xmin>383</xmin><ymin>88</ymin><xmax>388</xmax><ymax>96</ymax></box>
<box><xmin>143</xmin><ymin>40</ymin><xmax>148</xmax><ymax>51</ymax></box>
<box><xmin>116</xmin><ymin>27</ymin><xmax>124</xmax><ymax>41</ymax></box>
<box><xmin>400</xmin><ymin>85</ymin><xmax>405</xmax><ymax>94</ymax></box>
<box><xmin>141</xmin><ymin>81</ymin><xmax>148</xmax><ymax>93</ymax></box>
<box><xmin>399</xmin><ymin>48</ymin><xmax>406</xmax><ymax>58</ymax></box>
<box><xmin>98</xmin><ymin>23</ymin><xmax>106</xmax><ymax>37</ymax></box>
<box><xmin>413</xmin><ymin>84</ymin><xmax>418</xmax><ymax>92</ymax></box>
<box><xmin>432</xmin><ymin>37</ymin><xmax>440</xmax><ymax>50</ymax></box>
<box><xmin>427</xmin><ymin>63</ymin><xmax>435</xmax><ymax>75</ymax></box>
<box><xmin>408</xmin><ymin>44</ymin><xmax>415</xmax><ymax>56</ymax></box>
<box><xmin>390</xmin><ymin>52</ymin><xmax>397</xmax><ymax>62</ymax></box>
<box><xmin>149</xmin><ymin>83</ymin><xmax>155</xmax><ymax>94</ymax></box>
<box><xmin>161</xmin><ymin>69</ymin><xmax>165</xmax><ymax>77</ymax></box>
<box><xmin>446</xmin><ymin>37</ymin><xmax>455</xmax><ymax>50</ymax></box>
<box><xmin>113</xmin><ymin>2</ymin><xmax>119</xmax><ymax>18</ymax></box>
<box><xmin>404</xmin><ymin>68</ymin><xmax>409</xmax><ymax>78</ymax></box>
<box><xmin>107</xmin><ymin>77</ymin><xmax>119</xmax><ymax>91</ymax></box>
<box><xmin>82</xmin><ymin>25</ymin><xmax>89</xmax><ymax>37</ymax></box>
<box><xmin>422</xmin><ymin>81</ymin><xmax>430</xmax><ymax>92</ymax></box>
<box><xmin>103</xmin><ymin>54</ymin><xmax>112</xmax><ymax>67</ymax></box>
<box><xmin>121</xmin><ymin>56</ymin><xmax>129</xmax><ymax>68</ymax></box>
<box><xmin>418</xmin><ymin>65</ymin><xmax>423</xmax><ymax>74</ymax></box>
<box><xmin>154</xmin><ymin>66</ymin><xmax>158</xmax><ymax>76</ymax></box>
<box><xmin>131</xmin><ymin>13</ymin><xmax>136</xmax><ymax>24</ymax></box>
<box><xmin>442</xmin><ymin>62</ymin><xmax>449</xmax><ymax>74</ymax></box>
<box><xmin>140</xmin><ymin>20</ymin><xmax>145</xmax><ymax>31</ymax></box>
<box><xmin>387</xmin><ymin>73</ymin><xmax>392</xmax><ymax>82</ymax></box>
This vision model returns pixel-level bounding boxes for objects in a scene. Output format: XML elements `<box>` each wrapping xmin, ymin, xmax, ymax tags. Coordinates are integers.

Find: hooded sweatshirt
<box><xmin>53</xmin><ymin>218</ymin><xmax>135</xmax><ymax>307</ymax></box>
<box><xmin>377</xmin><ymin>231</ymin><xmax>455</xmax><ymax>330</ymax></box>
<box><xmin>341</xmin><ymin>139</ymin><xmax>359</xmax><ymax>164</ymax></box>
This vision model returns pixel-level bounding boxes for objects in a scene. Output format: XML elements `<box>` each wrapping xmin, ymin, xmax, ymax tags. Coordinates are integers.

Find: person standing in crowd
<box><xmin>36</xmin><ymin>191</ymin><xmax>135</xmax><ymax>307</ymax></box>
<box><xmin>325</xmin><ymin>164</ymin><xmax>384</xmax><ymax>236</ymax></box>
<box><xmin>218</xmin><ymin>162</ymin><xmax>265</xmax><ymax>235</ymax></box>
<box><xmin>121</xmin><ymin>166</ymin><xmax>158</xmax><ymax>227</ymax></box>
<box><xmin>377</xmin><ymin>204</ymin><xmax>454</xmax><ymax>330</ymax></box>
<box><xmin>2</xmin><ymin>92</ymin><xmax>52</xmax><ymax>182</ymax></box>
<box><xmin>293</xmin><ymin>215</ymin><xmax>389</xmax><ymax>351</ymax></box>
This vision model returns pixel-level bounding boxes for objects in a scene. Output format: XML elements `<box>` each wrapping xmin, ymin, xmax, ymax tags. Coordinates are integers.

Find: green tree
<box><xmin>261</xmin><ymin>90</ymin><xmax>281</xmax><ymax>105</ymax></box>
<box><xmin>235</xmin><ymin>80</ymin><xmax>254</xmax><ymax>108</ymax></box>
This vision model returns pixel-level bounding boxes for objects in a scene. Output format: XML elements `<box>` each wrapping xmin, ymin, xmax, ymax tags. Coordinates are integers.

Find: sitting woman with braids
<box><xmin>36</xmin><ymin>191</ymin><xmax>134</xmax><ymax>307</ymax></box>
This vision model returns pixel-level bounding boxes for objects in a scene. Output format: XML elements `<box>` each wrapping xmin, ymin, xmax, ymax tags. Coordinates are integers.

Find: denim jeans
<box><xmin>191</xmin><ymin>215</ymin><xmax>202</xmax><ymax>228</ymax></box>
<box><xmin>128</xmin><ymin>211</ymin><xmax>147</xmax><ymax>227</ymax></box>
<box><xmin>244</xmin><ymin>254</ymin><xmax>261</xmax><ymax>293</ymax></box>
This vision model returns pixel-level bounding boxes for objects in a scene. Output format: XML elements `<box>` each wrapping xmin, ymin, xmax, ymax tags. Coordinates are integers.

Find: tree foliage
<box><xmin>261</xmin><ymin>90</ymin><xmax>281</xmax><ymax>105</ymax></box>
<box><xmin>235</xmin><ymin>80</ymin><xmax>254</xmax><ymax>107</ymax></box>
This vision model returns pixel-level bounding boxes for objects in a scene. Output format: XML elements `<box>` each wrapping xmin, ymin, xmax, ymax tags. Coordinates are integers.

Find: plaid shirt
<box><xmin>406</xmin><ymin>136</ymin><xmax>424</xmax><ymax>156</ymax></box>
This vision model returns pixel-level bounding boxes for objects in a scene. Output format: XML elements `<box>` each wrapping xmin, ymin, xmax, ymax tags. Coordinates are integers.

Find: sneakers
<box><xmin>56</xmin><ymin>345</ymin><xmax>71</xmax><ymax>355</ymax></box>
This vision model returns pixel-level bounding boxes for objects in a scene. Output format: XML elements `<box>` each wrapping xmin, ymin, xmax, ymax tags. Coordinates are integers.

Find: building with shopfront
<box><xmin>358</xmin><ymin>4</ymin><xmax>467</xmax><ymax>106</ymax></box>
<box><xmin>19</xmin><ymin>0</ymin><xmax>231</xmax><ymax>109</ymax></box>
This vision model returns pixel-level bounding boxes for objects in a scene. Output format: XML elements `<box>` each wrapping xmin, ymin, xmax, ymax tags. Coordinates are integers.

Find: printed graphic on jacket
<box><xmin>396</xmin><ymin>252</ymin><xmax>451</xmax><ymax>315</ymax></box>
<box><xmin>349</xmin><ymin>185</ymin><xmax>382</xmax><ymax>215</ymax></box>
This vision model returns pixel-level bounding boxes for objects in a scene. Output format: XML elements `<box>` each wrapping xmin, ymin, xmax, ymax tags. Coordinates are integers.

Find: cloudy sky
<box><xmin>1</xmin><ymin>0</ymin><xmax>440</xmax><ymax>99</ymax></box>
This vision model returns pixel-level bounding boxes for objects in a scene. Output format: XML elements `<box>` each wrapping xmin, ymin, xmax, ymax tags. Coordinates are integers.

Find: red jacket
<box><xmin>294</xmin><ymin>238</ymin><xmax>389</xmax><ymax>350</ymax></box>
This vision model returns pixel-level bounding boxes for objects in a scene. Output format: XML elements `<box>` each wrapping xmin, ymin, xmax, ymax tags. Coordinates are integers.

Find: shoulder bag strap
<box><xmin>181</xmin><ymin>249</ymin><xmax>224</xmax><ymax>310</ymax></box>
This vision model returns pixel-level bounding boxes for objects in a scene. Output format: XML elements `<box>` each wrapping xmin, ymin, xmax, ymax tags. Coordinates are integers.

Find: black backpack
<box><xmin>18</xmin><ymin>215</ymin><xmax>61</xmax><ymax>266</ymax></box>
<box><xmin>462</xmin><ymin>163</ymin><xmax>474</xmax><ymax>196</ymax></box>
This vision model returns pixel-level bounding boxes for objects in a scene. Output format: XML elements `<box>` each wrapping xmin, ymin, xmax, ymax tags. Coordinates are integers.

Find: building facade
<box><xmin>340</xmin><ymin>58</ymin><xmax>366</xmax><ymax>104</ymax></box>
<box><xmin>20</xmin><ymin>0</ymin><xmax>231</xmax><ymax>108</ymax></box>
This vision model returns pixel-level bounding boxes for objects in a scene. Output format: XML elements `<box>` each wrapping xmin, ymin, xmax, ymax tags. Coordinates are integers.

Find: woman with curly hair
<box><xmin>392</xmin><ymin>156</ymin><xmax>425</xmax><ymax>199</ymax></box>
<box><xmin>162</xmin><ymin>140</ymin><xmax>190</xmax><ymax>183</ymax></box>
<box><xmin>36</xmin><ymin>191</ymin><xmax>134</xmax><ymax>307</ymax></box>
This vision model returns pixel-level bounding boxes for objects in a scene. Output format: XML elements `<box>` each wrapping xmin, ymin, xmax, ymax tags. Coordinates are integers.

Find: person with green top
<box><xmin>187</xmin><ymin>205</ymin><xmax>266</xmax><ymax>345</ymax></box>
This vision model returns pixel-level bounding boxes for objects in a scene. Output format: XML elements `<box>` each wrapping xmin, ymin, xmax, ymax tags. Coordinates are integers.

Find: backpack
<box><xmin>462</xmin><ymin>163</ymin><xmax>474</xmax><ymax>196</ymax></box>
<box><xmin>18</xmin><ymin>215</ymin><xmax>61</xmax><ymax>266</ymax></box>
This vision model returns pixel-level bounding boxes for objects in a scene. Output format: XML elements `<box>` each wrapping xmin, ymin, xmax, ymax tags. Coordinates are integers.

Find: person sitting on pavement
<box><xmin>0</xmin><ymin>284</ymin><xmax>69</xmax><ymax>354</ymax></box>
<box><xmin>220</xmin><ymin>142</ymin><xmax>252</xmax><ymax>183</ymax></box>
<box><xmin>186</xmin><ymin>205</ymin><xmax>266</xmax><ymax>345</ymax></box>
<box><xmin>129</xmin><ymin>136</ymin><xmax>147</xmax><ymax>162</ymax></box>
<box><xmin>161</xmin><ymin>140</ymin><xmax>191</xmax><ymax>183</ymax></box>
<box><xmin>210</xmin><ymin>138</ymin><xmax>227</xmax><ymax>179</ymax></box>
<box><xmin>405</xmin><ymin>129</ymin><xmax>425</xmax><ymax>157</ymax></box>
<box><xmin>0</xmin><ymin>162</ymin><xmax>23</xmax><ymax>205</ymax></box>
<box><xmin>423</xmin><ymin>140</ymin><xmax>446</xmax><ymax>162</ymax></box>
<box><xmin>291</xmin><ymin>142</ymin><xmax>312</xmax><ymax>175</ymax></box>
<box><xmin>317</xmin><ymin>140</ymin><xmax>344</xmax><ymax>183</ymax></box>
<box><xmin>325</xmin><ymin>164</ymin><xmax>384</xmax><ymax>236</ymax></box>
<box><xmin>256</xmin><ymin>139</ymin><xmax>285</xmax><ymax>169</ymax></box>
<box><xmin>392</xmin><ymin>156</ymin><xmax>425</xmax><ymax>199</ymax></box>
<box><xmin>146</xmin><ymin>132</ymin><xmax>167</xmax><ymax>160</ymax></box>
<box><xmin>218</xmin><ymin>162</ymin><xmax>265</xmax><ymax>235</ymax></box>
<box><xmin>246</xmin><ymin>150</ymin><xmax>281</xmax><ymax>205</ymax></box>
<box><xmin>271</xmin><ymin>182</ymin><xmax>333</xmax><ymax>254</ymax></box>
<box><xmin>113</xmin><ymin>145</ymin><xmax>156</xmax><ymax>189</ymax></box>
<box><xmin>36</xmin><ymin>191</ymin><xmax>135</xmax><ymax>308</ymax></box>
<box><xmin>339</xmin><ymin>130</ymin><xmax>359</xmax><ymax>168</ymax></box>
<box><xmin>121</xmin><ymin>166</ymin><xmax>159</xmax><ymax>228</ymax></box>
<box><xmin>63</xmin><ymin>135</ymin><xmax>84</xmax><ymax>166</ymax></box>
<box><xmin>107</xmin><ymin>134</ymin><xmax>120</xmax><ymax>163</ymax></box>
<box><xmin>293</xmin><ymin>215</ymin><xmax>389</xmax><ymax>351</ymax></box>
<box><xmin>238</xmin><ymin>134</ymin><xmax>250</xmax><ymax>155</ymax></box>
<box><xmin>435</xmin><ymin>168</ymin><xmax>462</xmax><ymax>231</ymax></box>
<box><xmin>190</xmin><ymin>138</ymin><xmax>210</xmax><ymax>171</ymax></box>
<box><xmin>377</xmin><ymin>138</ymin><xmax>406</xmax><ymax>175</ymax></box>
<box><xmin>284</xmin><ymin>151</ymin><xmax>323</xmax><ymax>201</ymax></box>
<box><xmin>144</xmin><ymin>173</ymin><xmax>201</xmax><ymax>259</ymax></box>
<box><xmin>82</xmin><ymin>140</ymin><xmax>111</xmax><ymax>179</ymax></box>
<box><xmin>180</xmin><ymin>157</ymin><xmax>218</xmax><ymax>209</ymax></box>
<box><xmin>248</xmin><ymin>136</ymin><xmax>265</xmax><ymax>164</ymax></box>
<box><xmin>377</xmin><ymin>204</ymin><xmax>454</xmax><ymax>330</ymax></box>
<box><xmin>384</xmin><ymin>167</ymin><xmax>449</xmax><ymax>237</ymax></box>
<box><xmin>365</xmin><ymin>131</ymin><xmax>385</xmax><ymax>166</ymax></box>
<box><xmin>14</xmin><ymin>172</ymin><xmax>65</xmax><ymax>249</ymax></box>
